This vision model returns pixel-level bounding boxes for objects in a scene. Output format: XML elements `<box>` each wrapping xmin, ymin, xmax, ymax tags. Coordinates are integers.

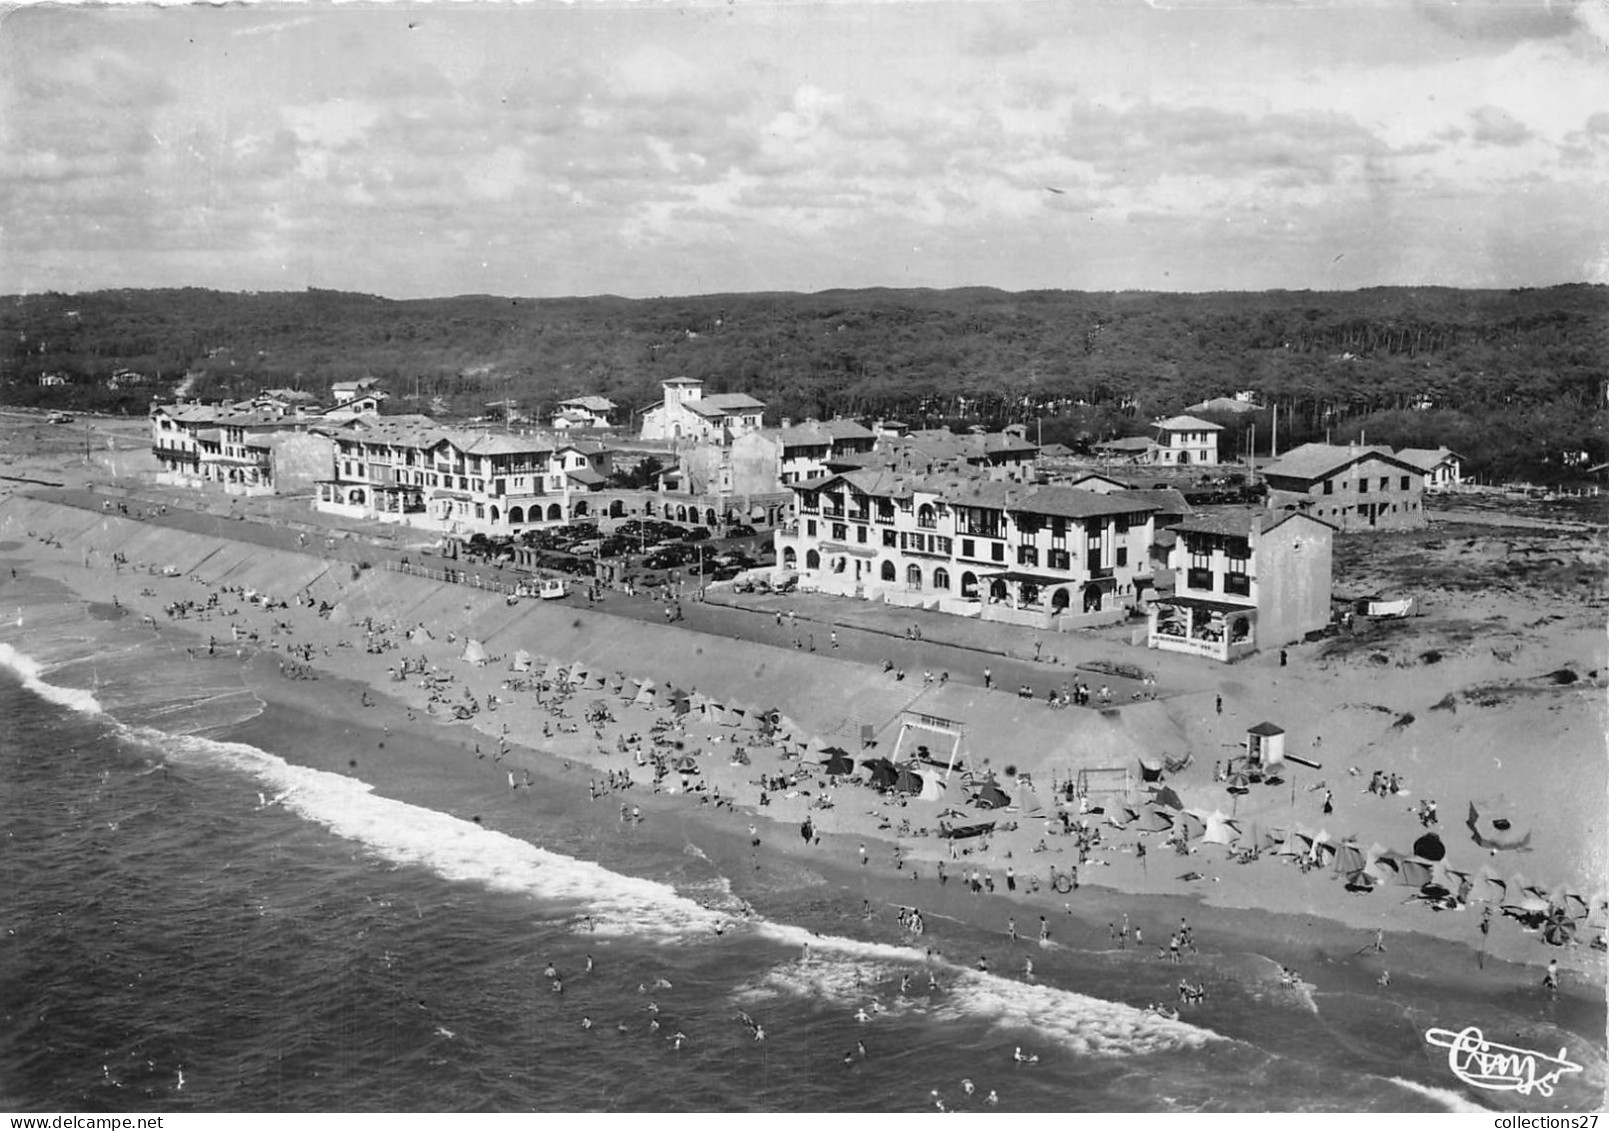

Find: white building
<box><xmin>313</xmin><ymin>419</ymin><xmax>594</xmax><ymax>536</ymax></box>
<box><xmin>775</xmin><ymin>472</ymin><xmax>1159</xmax><ymax>629</ymax></box>
<box><xmin>638</xmin><ymin>378</ymin><xmax>766</xmax><ymax>444</ymax></box>
<box><xmin>552</xmin><ymin>395</ymin><xmax>618</xmax><ymax>429</ymax></box>
<box><xmin>1150</xmin><ymin>415</ymin><xmax>1223</xmax><ymax>466</ymax></box>
<box><xmin>1396</xmin><ymin>447</ymin><xmax>1465</xmax><ymax>491</ymax></box>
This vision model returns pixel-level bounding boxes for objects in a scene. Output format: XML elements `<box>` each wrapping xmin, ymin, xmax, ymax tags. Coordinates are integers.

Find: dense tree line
<box><xmin>1</xmin><ymin>284</ymin><xmax>1603</xmax><ymax>481</ymax></box>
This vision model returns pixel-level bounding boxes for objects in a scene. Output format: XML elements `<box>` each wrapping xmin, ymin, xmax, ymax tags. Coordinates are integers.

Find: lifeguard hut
<box><xmin>1245</xmin><ymin>721</ymin><xmax>1286</xmax><ymax>768</ymax></box>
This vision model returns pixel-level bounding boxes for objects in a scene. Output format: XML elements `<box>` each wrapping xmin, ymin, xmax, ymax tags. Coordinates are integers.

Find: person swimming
<box><xmin>671</xmin><ymin>1031</ymin><xmax>687</xmax><ymax>1050</ymax></box>
<box><xmin>585</xmin><ymin>955</ymin><xmax>594</xmax><ymax>973</ymax></box>
<box><xmin>854</xmin><ymin>1007</ymin><xmax>871</xmax><ymax>1023</ymax></box>
<box><xmin>1012</xmin><ymin>1046</ymin><xmax>1039</xmax><ymax>1064</ymax></box>
<box><xmin>962</xmin><ymin>1079</ymin><xmax>975</xmax><ymax>1095</ymax></box>
<box><xmin>544</xmin><ymin>963</ymin><xmax>558</xmax><ymax>979</ymax></box>
<box><xmin>581</xmin><ymin>1016</ymin><xmax>593</xmax><ymax>1029</ymax></box>
<box><xmin>986</xmin><ymin>1090</ymin><xmax>999</xmax><ymax>1106</ymax></box>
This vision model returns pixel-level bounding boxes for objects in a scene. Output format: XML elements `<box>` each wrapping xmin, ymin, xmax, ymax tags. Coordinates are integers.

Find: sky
<box><xmin>2</xmin><ymin>0</ymin><xmax>1606</xmax><ymax>299</ymax></box>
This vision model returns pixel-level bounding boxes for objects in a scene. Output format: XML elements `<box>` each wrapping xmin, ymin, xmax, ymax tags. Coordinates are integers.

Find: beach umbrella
<box><xmin>1344</xmin><ymin>869</ymin><xmax>1378</xmax><ymax>893</ymax></box>
<box><xmin>1466</xmin><ymin>801</ymin><xmax>1532</xmax><ymax>851</ymax></box>
<box><xmin>1107</xmin><ymin>804</ymin><xmax>1141</xmax><ymax>829</ymax></box>
<box><xmin>674</xmin><ymin>754</ymin><xmax>700</xmax><ymax>774</ymax></box>
<box><xmin>1412</xmin><ymin>832</ymin><xmax>1446</xmax><ymax>861</ymax></box>
<box><xmin>820</xmin><ymin>752</ymin><xmax>855</xmax><ymax>776</ymax></box>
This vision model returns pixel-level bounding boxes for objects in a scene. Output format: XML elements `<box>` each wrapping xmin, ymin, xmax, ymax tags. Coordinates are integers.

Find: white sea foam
<box><xmin>1384</xmin><ymin>1075</ymin><xmax>1494</xmax><ymax>1113</ymax></box>
<box><xmin>0</xmin><ymin>641</ymin><xmax>104</xmax><ymax>715</ymax></box>
<box><xmin>127</xmin><ymin>727</ymin><xmax>728</xmax><ymax>941</ymax></box>
<box><xmin>736</xmin><ymin>930</ymin><xmax>1216</xmax><ymax>1058</ymax></box>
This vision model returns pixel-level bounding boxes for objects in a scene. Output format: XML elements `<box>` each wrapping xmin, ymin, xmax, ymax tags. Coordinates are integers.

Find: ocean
<box><xmin>1</xmin><ymin>567</ymin><xmax>1601</xmax><ymax>1114</ymax></box>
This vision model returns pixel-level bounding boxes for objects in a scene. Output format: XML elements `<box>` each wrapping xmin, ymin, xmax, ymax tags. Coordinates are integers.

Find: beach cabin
<box><xmin>1246</xmin><ymin>721</ymin><xmax>1285</xmax><ymax>768</ymax></box>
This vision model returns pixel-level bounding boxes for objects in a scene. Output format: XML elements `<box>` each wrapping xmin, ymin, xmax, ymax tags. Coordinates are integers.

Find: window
<box><xmin>882</xmin><ymin>529</ymin><xmax>896</xmax><ymax>547</ymax></box>
<box><xmin>906</xmin><ymin>564</ymin><xmax>923</xmax><ymax>590</ymax></box>
<box><xmin>991</xmin><ymin>543</ymin><xmax>1005</xmax><ymax>562</ymax></box>
<box><xmin>1018</xmin><ymin>545</ymin><xmax>1039</xmax><ymax>566</ymax></box>
<box><xmin>1323</xmin><ymin>479</ymin><xmax>1334</xmax><ymax>496</ymax></box>
<box><xmin>1400</xmin><ymin>475</ymin><xmax>1410</xmax><ymax>490</ymax></box>
<box><xmin>1116</xmin><ymin>547</ymin><xmax>1128</xmax><ymax>567</ymax></box>
<box><xmin>1379</xmin><ymin>476</ymin><xmax>1389</xmax><ymax>491</ymax></box>
<box><xmin>801</xmin><ymin>491</ymin><xmax>819</xmax><ymax>513</ymax></box>
<box><xmin>961</xmin><ymin>539</ymin><xmax>975</xmax><ymax>558</ymax></box>
<box><xmin>832</xmin><ymin>523</ymin><xmax>847</xmax><ymax>541</ymax></box>
<box><xmin>933</xmin><ymin>567</ymin><xmax>950</xmax><ymax>590</ymax></box>
<box><xmin>1048</xmin><ymin>548</ymin><xmax>1070</xmax><ymax>571</ymax></box>
<box><xmin>935</xmin><ymin>536</ymin><xmax>952</xmax><ymax>556</ymax></box>
<box><xmin>856</xmin><ymin>526</ymin><xmax>868</xmax><ymax>544</ymax></box>
<box><xmin>877</xmin><ymin>501</ymin><xmax>894</xmax><ymax>524</ymax></box>
<box><xmin>1358</xmin><ymin>478</ymin><xmax>1369</xmax><ymax>494</ymax></box>
<box><xmin>806</xmin><ymin>520</ymin><xmax>817</xmax><ymax>536</ymax></box>
<box><xmin>917</xmin><ymin>504</ymin><xmax>937</xmax><ymax>529</ymax></box>
<box><xmin>1114</xmin><ymin>513</ymin><xmax>1129</xmax><ymax>534</ymax></box>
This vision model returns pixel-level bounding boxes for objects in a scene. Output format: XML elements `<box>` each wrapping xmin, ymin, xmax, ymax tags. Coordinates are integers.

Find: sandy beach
<box><xmin>2</xmin><ymin>474</ymin><xmax>1604</xmax><ymax>1002</ymax></box>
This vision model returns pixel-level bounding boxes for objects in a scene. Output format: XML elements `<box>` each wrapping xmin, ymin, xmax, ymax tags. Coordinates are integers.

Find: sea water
<box><xmin>0</xmin><ymin>573</ymin><xmax>1601</xmax><ymax>1113</ymax></box>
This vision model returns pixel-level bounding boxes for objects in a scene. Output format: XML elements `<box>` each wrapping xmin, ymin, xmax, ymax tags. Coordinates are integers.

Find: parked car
<box><xmin>684</xmin><ymin>527</ymin><xmax>712</xmax><ymax>542</ymax></box>
<box><xmin>46</xmin><ymin>412</ymin><xmax>74</xmax><ymax>424</ymax></box>
<box><xmin>726</xmin><ymin>523</ymin><xmax>756</xmax><ymax>538</ymax></box>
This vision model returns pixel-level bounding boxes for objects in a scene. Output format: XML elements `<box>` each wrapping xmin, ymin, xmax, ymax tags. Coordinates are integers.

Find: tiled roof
<box><xmin>1395</xmin><ymin>447</ymin><xmax>1460</xmax><ymax>471</ymax></box>
<box><xmin>1154</xmin><ymin>415</ymin><xmax>1224</xmax><ymax>432</ymax></box>
<box><xmin>946</xmin><ymin>481</ymin><xmax>1160</xmax><ymax>519</ymax></box>
<box><xmin>779</xmin><ymin>419</ymin><xmax>876</xmax><ymax>446</ymax></box>
<box><xmin>1261</xmin><ymin>443</ymin><xmax>1421</xmax><ymax>481</ymax></box>
<box><xmin>556</xmin><ymin>395</ymin><xmax>617</xmax><ymax>412</ymax></box>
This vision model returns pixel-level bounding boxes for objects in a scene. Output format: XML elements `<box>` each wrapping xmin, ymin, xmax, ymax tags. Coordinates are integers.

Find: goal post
<box><xmin>891</xmin><ymin>711</ymin><xmax>966</xmax><ymax>779</ymax></box>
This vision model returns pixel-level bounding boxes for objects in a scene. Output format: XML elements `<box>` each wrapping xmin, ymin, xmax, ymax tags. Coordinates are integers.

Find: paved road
<box><xmin>26</xmin><ymin>484</ymin><xmax>1171</xmax><ymax>708</ymax></box>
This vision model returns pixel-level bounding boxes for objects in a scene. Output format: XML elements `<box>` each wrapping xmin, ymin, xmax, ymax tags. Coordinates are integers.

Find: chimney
<box><xmin>781</xmin><ymin>417</ymin><xmax>792</xmax><ymax>429</ymax></box>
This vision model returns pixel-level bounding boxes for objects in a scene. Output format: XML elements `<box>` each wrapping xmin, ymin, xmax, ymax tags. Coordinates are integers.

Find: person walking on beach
<box><xmin>1322</xmin><ymin>788</ymin><xmax>1334</xmax><ymax>816</ymax></box>
<box><xmin>1215</xmin><ymin>694</ymin><xmax>1223</xmax><ymax>715</ymax></box>
<box><xmin>983</xmin><ymin>667</ymin><xmax>992</xmax><ymax>690</ymax></box>
<box><xmin>1006</xmin><ymin>866</ymin><xmax>1016</xmax><ymax>892</ymax></box>
<box><xmin>1039</xmin><ymin>916</ymin><xmax>1049</xmax><ymax>944</ymax></box>
<box><xmin>1543</xmin><ymin>959</ymin><xmax>1560</xmax><ymax>993</ymax></box>
<box><xmin>859</xmin><ymin>843</ymin><xmax>868</xmax><ymax>866</ymax></box>
<box><xmin>830</xmin><ymin>630</ymin><xmax>838</xmax><ymax>648</ymax></box>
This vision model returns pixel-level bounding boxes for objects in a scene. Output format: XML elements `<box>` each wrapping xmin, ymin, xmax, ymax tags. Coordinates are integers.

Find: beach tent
<box><xmin>918</xmin><ymin>774</ymin><xmax>948</xmax><ymax>802</ymax></box>
<box><xmin>567</xmin><ymin>663</ymin><xmax>590</xmax><ymax>686</ymax></box>
<box><xmin>460</xmin><ymin>638</ymin><xmax>489</xmax><ymax>666</ymax></box>
<box><xmin>543</xmin><ymin>659</ymin><xmax>564</xmax><ymax>683</ymax></box>
<box><xmin>587</xmin><ymin>671</ymin><xmax>609</xmax><ymax>691</ymax></box>
<box><xmin>893</xmin><ymin>765</ymin><xmax>925</xmax><ymax>796</ymax></box>
<box><xmin>820</xmin><ymin>751</ymin><xmax>855</xmax><ymax>776</ymax></box>
<box><xmin>510</xmin><ymin>649</ymin><xmax>533</xmax><ymax>672</ymax></box>
<box><xmin>1504</xmin><ymin>872</ymin><xmax>1542</xmax><ymax>901</ymax></box>
<box><xmin>971</xmin><ymin>780</ymin><xmax>1011</xmax><ymax>810</ymax></box>
<box><xmin>1176</xmin><ymin>810</ymin><xmax>1210</xmax><ymax>841</ymax></box>
<box><xmin>1262</xmin><ymin>826</ymin><xmax>1292</xmax><ymax>851</ymax></box>
<box><xmin>607</xmin><ymin>674</ymin><xmax>625</xmax><ymax>695</ymax></box>
<box><xmin>861</xmin><ymin>758</ymin><xmax>898</xmax><ymax>790</ymax></box>
<box><xmin>406</xmin><ymin>626</ymin><xmax>430</xmax><ymax>643</ymax></box>
<box><xmin>1276</xmin><ymin>826</ymin><xmax>1311</xmax><ymax>857</ymax></box>
<box><xmin>1396</xmin><ymin>857</ymin><xmax>1434</xmax><ymax>888</ymax></box>
<box><xmin>1134</xmin><ymin>806</ymin><xmax>1175</xmax><ymax>834</ymax></box>
<box><xmin>1106</xmin><ymin>804</ymin><xmax>1141</xmax><ymax>829</ymax></box>
<box><xmin>633</xmin><ymin>681</ymin><xmax>657</xmax><ymax>707</ymax></box>
<box><xmin>1150</xmin><ymin>785</ymin><xmax>1186</xmax><ymax>811</ymax></box>
<box><xmin>1472</xmin><ymin>864</ymin><xmax>1506</xmax><ymax>902</ymax></box>
<box><xmin>1200</xmin><ymin>810</ymin><xmax>1240</xmax><ymax>846</ymax></box>
<box><xmin>1294</xmin><ymin>828</ymin><xmax>1336</xmax><ymax>863</ymax></box>
<box><xmin>1333</xmin><ymin>842</ymin><xmax>1367</xmax><ymax>874</ymax></box>
<box><xmin>1466</xmin><ymin>801</ymin><xmax>1532</xmax><ymax>851</ymax></box>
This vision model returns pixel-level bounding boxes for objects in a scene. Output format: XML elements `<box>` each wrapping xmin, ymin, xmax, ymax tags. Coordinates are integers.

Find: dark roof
<box><xmin>1170</xmin><ymin>506</ymin><xmax>1335</xmax><ymax>537</ymax></box>
<box><xmin>946</xmin><ymin>482</ymin><xmax>1159</xmax><ymax>519</ymax></box>
<box><xmin>1119</xmin><ymin>488</ymin><xmax>1190</xmax><ymax>515</ymax></box>
<box><xmin>1247</xmin><ymin>721</ymin><xmax>1285</xmax><ymax>736</ymax></box>
<box><xmin>779</xmin><ymin>419</ymin><xmax>876</xmax><ymax>446</ymax></box>
<box><xmin>1093</xmin><ymin>436</ymin><xmax>1154</xmax><ymax>452</ymax></box>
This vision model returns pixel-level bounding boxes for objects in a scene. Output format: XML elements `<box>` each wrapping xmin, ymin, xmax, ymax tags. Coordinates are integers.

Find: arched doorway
<box><xmin>1051</xmin><ymin>587</ymin><xmax>1070</xmax><ymax>613</ymax></box>
<box><xmin>961</xmin><ymin>572</ymin><xmax>978</xmax><ymax>599</ymax></box>
<box><xmin>1229</xmin><ymin>616</ymin><xmax>1251</xmax><ymax>643</ymax></box>
<box><xmin>881</xmin><ymin>560</ymin><xmax>896</xmax><ymax>582</ymax></box>
<box><xmin>349</xmin><ymin>488</ymin><xmax>366</xmax><ymax>506</ymax></box>
<box><xmin>805</xmin><ymin>550</ymin><xmax>820</xmax><ymax>570</ymax></box>
<box><xmin>509</xmin><ymin>505</ymin><xmax>525</xmax><ymax>525</ymax></box>
<box><xmin>1178</xmin><ymin>450</ymin><xmax>1191</xmax><ymax>465</ymax></box>
<box><xmin>610</xmin><ymin>500</ymin><xmax>625</xmax><ymax>518</ymax></box>
<box><xmin>573</xmin><ymin>499</ymin><xmax>589</xmax><ymax>517</ymax></box>
<box><xmin>783</xmin><ymin>547</ymin><xmax>797</xmax><ymax>567</ymax></box>
<box><xmin>706</xmin><ymin>508</ymin><xmax>717</xmax><ymax>526</ymax></box>
<box><xmin>547</xmin><ymin>503</ymin><xmax>562</xmax><ymax>521</ymax></box>
<box><xmin>676</xmin><ymin>505</ymin><xmax>687</xmax><ymax>522</ymax></box>
<box><xmin>989</xmin><ymin>578</ymin><xmax>1008</xmax><ymax>602</ymax></box>
<box><xmin>489</xmin><ymin>505</ymin><xmax>500</xmax><ymax>524</ymax></box>
<box><xmin>932</xmin><ymin>567</ymin><xmax>950</xmax><ymax>590</ymax></box>
<box><xmin>906</xmin><ymin>564</ymin><xmax>922</xmax><ymax>590</ymax></box>
<box><xmin>1082</xmin><ymin>583</ymin><xmax>1103</xmax><ymax>613</ymax></box>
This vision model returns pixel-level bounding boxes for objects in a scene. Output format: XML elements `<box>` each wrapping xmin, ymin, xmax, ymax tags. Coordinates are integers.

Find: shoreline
<box><xmin>1</xmin><ymin>496</ymin><xmax>1604</xmax><ymax>1004</ymax></box>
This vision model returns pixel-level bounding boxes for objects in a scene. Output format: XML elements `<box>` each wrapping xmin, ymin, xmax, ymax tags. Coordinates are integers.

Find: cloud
<box><xmin>1468</xmin><ymin>104</ymin><xmax>1533</xmax><ymax>147</ymax></box>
